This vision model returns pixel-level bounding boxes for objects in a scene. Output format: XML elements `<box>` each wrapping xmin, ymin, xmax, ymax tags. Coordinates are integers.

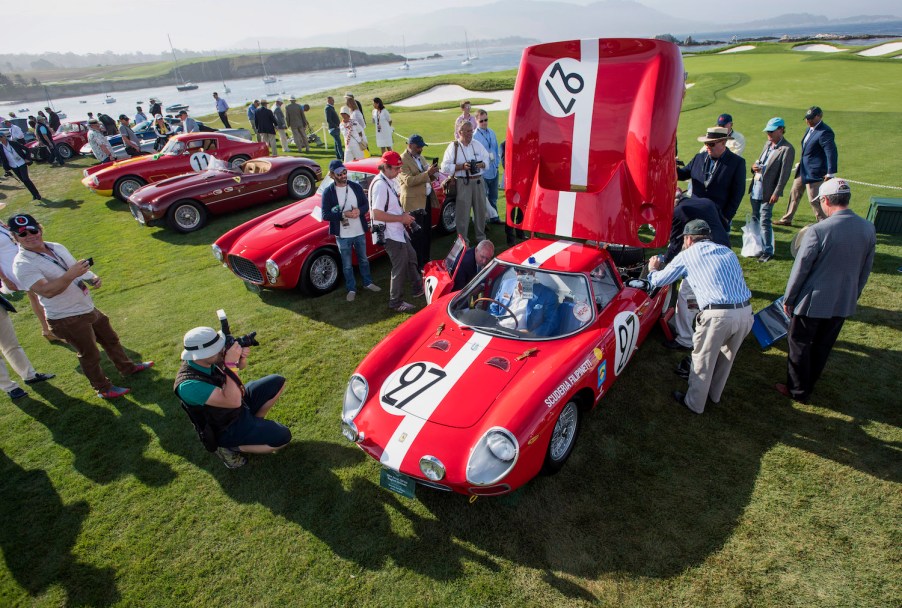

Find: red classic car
<box><xmin>26</xmin><ymin>121</ymin><xmax>90</xmax><ymax>162</ymax></box>
<box><xmin>127</xmin><ymin>157</ymin><xmax>322</xmax><ymax>233</ymax></box>
<box><xmin>212</xmin><ymin>157</ymin><xmax>457</xmax><ymax>296</ymax></box>
<box><xmin>340</xmin><ymin>38</ymin><xmax>685</xmax><ymax>497</ymax></box>
<box><xmin>80</xmin><ymin>133</ymin><xmax>269</xmax><ymax>201</ymax></box>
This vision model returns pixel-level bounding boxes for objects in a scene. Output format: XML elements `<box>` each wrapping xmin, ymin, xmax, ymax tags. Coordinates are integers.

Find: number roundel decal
<box><xmin>380</xmin><ymin>362</ymin><xmax>448</xmax><ymax>416</ymax></box>
<box><xmin>613</xmin><ymin>311</ymin><xmax>640</xmax><ymax>377</ymax></box>
<box><xmin>424</xmin><ymin>276</ymin><xmax>438</xmax><ymax>305</ymax></box>
<box><xmin>189</xmin><ymin>151</ymin><xmax>211</xmax><ymax>172</ymax></box>
<box><xmin>538</xmin><ymin>58</ymin><xmax>587</xmax><ymax>118</ymax></box>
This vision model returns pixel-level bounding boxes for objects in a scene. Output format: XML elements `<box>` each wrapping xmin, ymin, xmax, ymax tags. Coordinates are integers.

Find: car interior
<box><xmin>242</xmin><ymin>160</ymin><xmax>272</xmax><ymax>174</ymax></box>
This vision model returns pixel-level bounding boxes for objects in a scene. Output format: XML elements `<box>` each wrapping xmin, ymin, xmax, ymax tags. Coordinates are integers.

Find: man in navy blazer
<box><xmin>776</xmin><ymin>178</ymin><xmax>875</xmax><ymax>403</ymax></box>
<box><xmin>677</xmin><ymin>127</ymin><xmax>746</xmax><ymax>230</ymax></box>
<box><xmin>776</xmin><ymin>106</ymin><xmax>837</xmax><ymax>225</ymax></box>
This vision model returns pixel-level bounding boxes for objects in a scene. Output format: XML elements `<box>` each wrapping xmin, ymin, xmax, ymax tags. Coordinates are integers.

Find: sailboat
<box><xmin>346</xmin><ymin>47</ymin><xmax>357</xmax><ymax>78</ymax></box>
<box><xmin>399</xmin><ymin>37</ymin><xmax>410</xmax><ymax>71</ymax></box>
<box><xmin>461</xmin><ymin>31</ymin><xmax>473</xmax><ymax>66</ymax></box>
<box><xmin>259</xmin><ymin>42</ymin><xmax>277</xmax><ymax>85</ymax></box>
<box><xmin>169</xmin><ymin>34</ymin><xmax>198</xmax><ymax>91</ymax></box>
<box><xmin>43</xmin><ymin>85</ymin><xmax>66</xmax><ymax>118</ymax></box>
<box><xmin>213</xmin><ymin>50</ymin><xmax>231</xmax><ymax>94</ymax></box>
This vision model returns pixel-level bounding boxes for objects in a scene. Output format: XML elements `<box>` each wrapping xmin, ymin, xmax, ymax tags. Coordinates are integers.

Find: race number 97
<box><xmin>613</xmin><ymin>311</ymin><xmax>640</xmax><ymax>376</ymax></box>
<box><xmin>380</xmin><ymin>362</ymin><xmax>447</xmax><ymax>410</ymax></box>
<box><xmin>539</xmin><ymin>58</ymin><xmax>587</xmax><ymax>118</ymax></box>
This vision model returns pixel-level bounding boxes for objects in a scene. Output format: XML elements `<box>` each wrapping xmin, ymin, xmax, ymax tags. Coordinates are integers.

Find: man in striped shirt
<box><xmin>648</xmin><ymin>219</ymin><xmax>753</xmax><ymax>414</ymax></box>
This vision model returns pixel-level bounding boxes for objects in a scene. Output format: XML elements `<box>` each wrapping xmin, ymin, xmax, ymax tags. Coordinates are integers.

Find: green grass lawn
<box><xmin>0</xmin><ymin>48</ymin><xmax>899</xmax><ymax>607</ymax></box>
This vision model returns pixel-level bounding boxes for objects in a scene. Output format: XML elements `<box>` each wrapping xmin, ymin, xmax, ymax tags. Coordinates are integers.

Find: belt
<box><xmin>702</xmin><ymin>299</ymin><xmax>750</xmax><ymax>311</ymax></box>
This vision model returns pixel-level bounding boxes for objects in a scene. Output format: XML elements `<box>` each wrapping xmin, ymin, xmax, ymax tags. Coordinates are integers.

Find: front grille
<box><xmin>228</xmin><ymin>254</ymin><xmax>263</xmax><ymax>283</ymax></box>
<box><xmin>128</xmin><ymin>202</ymin><xmax>145</xmax><ymax>224</ymax></box>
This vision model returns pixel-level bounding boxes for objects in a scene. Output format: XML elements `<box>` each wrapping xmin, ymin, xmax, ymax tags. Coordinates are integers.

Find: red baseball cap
<box><xmin>381</xmin><ymin>151</ymin><xmax>402</xmax><ymax>167</ymax></box>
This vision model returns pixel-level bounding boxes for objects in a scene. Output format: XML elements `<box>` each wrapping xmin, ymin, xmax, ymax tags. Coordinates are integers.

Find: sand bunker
<box><xmin>793</xmin><ymin>44</ymin><xmax>844</xmax><ymax>53</ymax></box>
<box><xmin>858</xmin><ymin>41</ymin><xmax>902</xmax><ymax>56</ymax></box>
<box><xmin>718</xmin><ymin>45</ymin><xmax>755</xmax><ymax>54</ymax></box>
<box><xmin>394</xmin><ymin>85</ymin><xmax>513</xmax><ymax>111</ymax></box>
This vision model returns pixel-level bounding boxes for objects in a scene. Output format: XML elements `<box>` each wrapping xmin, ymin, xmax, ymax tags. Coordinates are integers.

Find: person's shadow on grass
<box><xmin>19</xmin><ymin>383</ymin><xmax>175</xmax><ymax>487</ymax></box>
<box><xmin>0</xmin><ymin>448</ymin><xmax>120</xmax><ymax>607</ymax></box>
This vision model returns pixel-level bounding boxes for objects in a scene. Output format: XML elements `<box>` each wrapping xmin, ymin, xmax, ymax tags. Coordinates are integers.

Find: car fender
<box><xmin>269</xmin><ymin>230</ymin><xmax>335</xmax><ymax>289</ymax></box>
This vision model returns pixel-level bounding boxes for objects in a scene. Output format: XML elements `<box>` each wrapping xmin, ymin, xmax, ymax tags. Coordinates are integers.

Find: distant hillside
<box><xmin>0</xmin><ymin>48</ymin><xmax>402</xmax><ymax>103</ymax></box>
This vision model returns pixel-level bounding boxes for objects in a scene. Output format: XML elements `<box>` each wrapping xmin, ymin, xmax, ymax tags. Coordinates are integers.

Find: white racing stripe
<box><xmin>570</xmin><ymin>39</ymin><xmax>598</xmax><ymax>189</ymax></box>
<box><xmin>379</xmin><ymin>332</ymin><xmax>493</xmax><ymax>470</ymax></box>
<box><xmin>554</xmin><ymin>191</ymin><xmax>577</xmax><ymax>237</ymax></box>
<box><xmin>522</xmin><ymin>240</ymin><xmax>576</xmax><ymax>267</ymax></box>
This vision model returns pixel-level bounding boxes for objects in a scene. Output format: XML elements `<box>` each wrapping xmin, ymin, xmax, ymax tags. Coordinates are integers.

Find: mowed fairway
<box><xmin>0</xmin><ymin>48</ymin><xmax>899</xmax><ymax>607</ymax></box>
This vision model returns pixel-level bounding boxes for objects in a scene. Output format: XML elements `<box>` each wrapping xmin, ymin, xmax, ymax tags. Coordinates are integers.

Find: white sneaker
<box><xmin>364</xmin><ymin>283</ymin><xmax>382</xmax><ymax>292</ymax></box>
<box><xmin>346</xmin><ymin>291</ymin><xmax>356</xmax><ymax>302</ymax></box>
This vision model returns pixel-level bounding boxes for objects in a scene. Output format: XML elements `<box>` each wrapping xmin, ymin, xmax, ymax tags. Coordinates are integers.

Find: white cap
<box><xmin>814</xmin><ymin>177</ymin><xmax>850</xmax><ymax>202</ymax></box>
<box><xmin>181</xmin><ymin>327</ymin><xmax>226</xmax><ymax>361</ymax></box>
<box><xmin>339</xmin><ymin>106</ymin><xmax>351</xmax><ymax>115</ymax></box>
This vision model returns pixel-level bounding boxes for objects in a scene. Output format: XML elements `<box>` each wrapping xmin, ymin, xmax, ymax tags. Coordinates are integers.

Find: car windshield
<box><xmin>161</xmin><ymin>140</ymin><xmax>185</xmax><ymax>155</ymax></box>
<box><xmin>134</xmin><ymin>120</ymin><xmax>153</xmax><ymax>132</ymax></box>
<box><xmin>316</xmin><ymin>171</ymin><xmax>374</xmax><ymax>195</ymax></box>
<box><xmin>56</xmin><ymin>123</ymin><xmax>77</xmax><ymax>134</ymax></box>
<box><xmin>448</xmin><ymin>260</ymin><xmax>594</xmax><ymax>340</ymax></box>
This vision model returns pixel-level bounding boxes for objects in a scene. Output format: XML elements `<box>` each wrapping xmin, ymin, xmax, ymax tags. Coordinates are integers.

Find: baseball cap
<box><xmin>681</xmin><ymin>219</ymin><xmax>712</xmax><ymax>236</ymax></box>
<box><xmin>289</xmin><ymin>96</ymin><xmax>296</xmax><ymax>101</ymax></box>
<box><xmin>763</xmin><ymin>117</ymin><xmax>785</xmax><ymax>132</ymax></box>
<box><xmin>7</xmin><ymin>214</ymin><xmax>40</xmax><ymax>234</ymax></box>
<box><xmin>804</xmin><ymin>106</ymin><xmax>823</xmax><ymax>119</ymax></box>
<box><xmin>814</xmin><ymin>177</ymin><xmax>850</xmax><ymax>202</ymax></box>
<box><xmin>181</xmin><ymin>327</ymin><xmax>226</xmax><ymax>361</ymax></box>
<box><xmin>381</xmin><ymin>151</ymin><xmax>403</xmax><ymax>167</ymax></box>
<box><xmin>328</xmin><ymin>159</ymin><xmax>346</xmax><ymax>173</ymax></box>
<box><xmin>716</xmin><ymin>113</ymin><xmax>733</xmax><ymax>127</ymax></box>
<box><xmin>154</xmin><ymin>114</ymin><xmax>163</xmax><ymax>120</ymax></box>
<box><xmin>408</xmin><ymin>134</ymin><xmax>427</xmax><ymax>147</ymax></box>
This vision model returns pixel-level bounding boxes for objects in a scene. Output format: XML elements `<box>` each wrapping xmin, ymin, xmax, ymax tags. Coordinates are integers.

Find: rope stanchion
<box><xmin>392</xmin><ymin>131</ymin><xmax>455</xmax><ymax>146</ymax></box>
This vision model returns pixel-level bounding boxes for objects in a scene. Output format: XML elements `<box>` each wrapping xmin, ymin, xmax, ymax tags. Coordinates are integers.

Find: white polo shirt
<box><xmin>12</xmin><ymin>242</ymin><xmax>98</xmax><ymax>319</ymax></box>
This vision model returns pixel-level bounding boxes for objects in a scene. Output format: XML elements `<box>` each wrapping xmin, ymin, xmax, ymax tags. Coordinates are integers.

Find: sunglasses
<box><xmin>15</xmin><ymin>228</ymin><xmax>40</xmax><ymax>236</ymax></box>
<box><xmin>704</xmin><ymin>141</ymin><xmax>723</xmax><ymax>148</ymax></box>
<box><xmin>478</xmin><ymin>119</ymin><xmax>488</xmax><ymax>123</ymax></box>
<box><xmin>333</xmin><ymin>171</ymin><xmax>348</xmax><ymax>177</ymax></box>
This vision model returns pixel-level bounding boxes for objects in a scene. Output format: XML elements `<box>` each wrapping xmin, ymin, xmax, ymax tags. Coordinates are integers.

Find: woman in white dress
<box><xmin>344</xmin><ymin>94</ymin><xmax>367</xmax><ymax>128</ymax></box>
<box><xmin>339</xmin><ymin>106</ymin><xmax>368</xmax><ymax>162</ymax></box>
<box><xmin>0</xmin><ymin>215</ymin><xmax>56</xmax><ymax>340</ymax></box>
<box><xmin>372</xmin><ymin>98</ymin><xmax>393</xmax><ymax>152</ymax></box>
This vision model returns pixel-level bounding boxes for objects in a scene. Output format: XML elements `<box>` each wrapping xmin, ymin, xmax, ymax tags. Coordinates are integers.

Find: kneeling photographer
<box><xmin>175</xmin><ymin>313</ymin><xmax>291</xmax><ymax>469</ymax></box>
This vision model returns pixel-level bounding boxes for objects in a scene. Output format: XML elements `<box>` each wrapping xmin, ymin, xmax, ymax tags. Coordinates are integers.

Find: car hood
<box><xmin>505</xmin><ymin>38</ymin><xmax>683</xmax><ymax>247</ymax></box>
<box><xmin>229</xmin><ymin>196</ymin><xmax>324</xmax><ymax>258</ymax></box>
<box><xmin>130</xmin><ymin>170</ymin><xmax>235</xmax><ymax>200</ymax></box>
<box><xmin>372</xmin><ymin>324</ymin><xmax>530</xmax><ymax>429</ymax></box>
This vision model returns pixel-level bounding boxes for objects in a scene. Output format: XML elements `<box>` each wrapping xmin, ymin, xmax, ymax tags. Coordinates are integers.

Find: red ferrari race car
<box><xmin>80</xmin><ymin>132</ymin><xmax>268</xmax><ymax>201</ymax></box>
<box><xmin>340</xmin><ymin>38</ymin><xmax>685</xmax><ymax>497</ymax></box>
<box><xmin>212</xmin><ymin>157</ymin><xmax>457</xmax><ymax>296</ymax></box>
<box><xmin>26</xmin><ymin>121</ymin><xmax>90</xmax><ymax>162</ymax></box>
<box><xmin>127</xmin><ymin>157</ymin><xmax>322</xmax><ymax>233</ymax></box>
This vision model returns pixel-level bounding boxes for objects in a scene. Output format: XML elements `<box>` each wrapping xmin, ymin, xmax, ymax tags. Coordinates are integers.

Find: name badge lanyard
<box><xmin>34</xmin><ymin>245</ymin><xmax>91</xmax><ymax>295</ymax></box>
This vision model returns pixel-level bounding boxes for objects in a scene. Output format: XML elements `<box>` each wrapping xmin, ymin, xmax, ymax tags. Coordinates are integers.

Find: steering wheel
<box><xmin>473</xmin><ymin>297</ymin><xmax>519</xmax><ymax>330</ymax></box>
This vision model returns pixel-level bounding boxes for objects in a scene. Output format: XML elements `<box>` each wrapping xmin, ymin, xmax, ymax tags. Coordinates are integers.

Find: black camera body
<box><xmin>372</xmin><ymin>223</ymin><xmax>386</xmax><ymax>246</ymax></box>
<box><xmin>216</xmin><ymin>309</ymin><xmax>259</xmax><ymax>351</ymax></box>
<box><xmin>466</xmin><ymin>158</ymin><xmax>479</xmax><ymax>176</ymax></box>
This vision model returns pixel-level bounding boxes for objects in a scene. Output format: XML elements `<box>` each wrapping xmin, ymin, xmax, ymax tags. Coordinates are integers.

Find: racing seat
<box><xmin>555</xmin><ymin>301</ymin><xmax>585</xmax><ymax>335</ymax></box>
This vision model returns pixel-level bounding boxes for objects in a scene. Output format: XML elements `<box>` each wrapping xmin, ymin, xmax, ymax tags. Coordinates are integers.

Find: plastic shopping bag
<box><xmin>741</xmin><ymin>214</ymin><xmax>764</xmax><ymax>258</ymax></box>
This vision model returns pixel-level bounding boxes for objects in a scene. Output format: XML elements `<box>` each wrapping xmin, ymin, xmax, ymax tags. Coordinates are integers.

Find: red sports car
<box><xmin>212</xmin><ymin>157</ymin><xmax>457</xmax><ymax>296</ymax></box>
<box><xmin>127</xmin><ymin>157</ymin><xmax>322</xmax><ymax>233</ymax></box>
<box><xmin>81</xmin><ymin>132</ymin><xmax>269</xmax><ymax>201</ymax></box>
<box><xmin>340</xmin><ymin>38</ymin><xmax>685</xmax><ymax>497</ymax></box>
<box><xmin>27</xmin><ymin>121</ymin><xmax>90</xmax><ymax>162</ymax></box>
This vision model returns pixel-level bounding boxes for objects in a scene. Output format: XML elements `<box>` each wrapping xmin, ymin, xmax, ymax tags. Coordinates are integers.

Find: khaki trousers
<box><xmin>0</xmin><ymin>308</ymin><xmax>37</xmax><ymax>392</ymax></box>
<box><xmin>686</xmin><ymin>306</ymin><xmax>753</xmax><ymax>413</ymax></box>
<box><xmin>780</xmin><ymin>176</ymin><xmax>826</xmax><ymax>223</ymax></box>
<box><xmin>290</xmin><ymin>126</ymin><xmax>309</xmax><ymax>152</ymax></box>
<box><xmin>276</xmin><ymin>128</ymin><xmax>290</xmax><ymax>153</ymax></box>
<box><xmin>454</xmin><ymin>176</ymin><xmax>487</xmax><ymax>244</ymax></box>
<box><xmin>260</xmin><ymin>133</ymin><xmax>277</xmax><ymax>156</ymax></box>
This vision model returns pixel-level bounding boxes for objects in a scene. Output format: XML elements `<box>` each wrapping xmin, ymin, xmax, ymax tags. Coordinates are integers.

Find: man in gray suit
<box><xmin>285</xmin><ymin>97</ymin><xmax>310</xmax><ymax>154</ymax></box>
<box><xmin>749</xmin><ymin>117</ymin><xmax>795</xmax><ymax>262</ymax></box>
<box><xmin>777</xmin><ymin>178</ymin><xmax>876</xmax><ymax>403</ymax></box>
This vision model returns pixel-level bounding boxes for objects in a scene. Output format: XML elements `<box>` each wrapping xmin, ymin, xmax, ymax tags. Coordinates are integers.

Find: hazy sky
<box><xmin>2</xmin><ymin>0</ymin><xmax>899</xmax><ymax>55</ymax></box>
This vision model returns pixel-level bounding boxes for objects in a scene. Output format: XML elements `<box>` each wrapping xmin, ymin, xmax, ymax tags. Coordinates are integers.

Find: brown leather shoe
<box><xmin>773</xmin><ymin>219</ymin><xmax>792</xmax><ymax>226</ymax></box>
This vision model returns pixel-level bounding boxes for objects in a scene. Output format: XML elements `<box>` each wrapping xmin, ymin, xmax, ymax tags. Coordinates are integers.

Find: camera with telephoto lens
<box><xmin>216</xmin><ymin>309</ymin><xmax>259</xmax><ymax>350</ymax></box>
<box><xmin>372</xmin><ymin>223</ymin><xmax>386</xmax><ymax>246</ymax></box>
<box><xmin>466</xmin><ymin>158</ymin><xmax>479</xmax><ymax>176</ymax></box>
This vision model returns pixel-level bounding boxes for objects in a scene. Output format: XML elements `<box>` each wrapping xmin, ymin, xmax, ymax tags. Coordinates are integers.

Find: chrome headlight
<box><xmin>342</xmin><ymin>374</ymin><xmax>368</xmax><ymax>422</ymax></box>
<box><xmin>341</xmin><ymin>419</ymin><xmax>361</xmax><ymax>443</ymax></box>
<box><xmin>466</xmin><ymin>427</ymin><xmax>519</xmax><ymax>486</ymax></box>
<box><xmin>265</xmin><ymin>259</ymin><xmax>279</xmax><ymax>283</ymax></box>
<box><xmin>420</xmin><ymin>456</ymin><xmax>446</xmax><ymax>481</ymax></box>
<box><xmin>211</xmin><ymin>244</ymin><xmax>223</xmax><ymax>262</ymax></box>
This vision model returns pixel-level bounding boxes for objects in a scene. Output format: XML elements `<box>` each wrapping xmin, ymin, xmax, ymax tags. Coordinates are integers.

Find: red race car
<box><xmin>127</xmin><ymin>157</ymin><xmax>322</xmax><ymax>233</ymax></box>
<box><xmin>212</xmin><ymin>157</ymin><xmax>457</xmax><ymax>296</ymax></box>
<box><xmin>27</xmin><ymin>121</ymin><xmax>90</xmax><ymax>162</ymax></box>
<box><xmin>81</xmin><ymin>132</ymin><xmax>268</xmax><ymax>201</ymax></box>
<box><xmin>340</xmin><ymin>38</ymin><xmax>685</xmax><ymax>497</ymax></box>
